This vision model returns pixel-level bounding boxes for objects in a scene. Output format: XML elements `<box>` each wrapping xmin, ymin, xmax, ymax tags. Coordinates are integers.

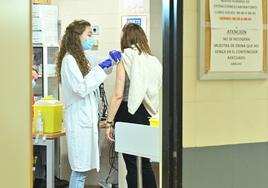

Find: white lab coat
<box><xmin>61</xmin><ymin>53</ymin><xmax>107</xmax><ymax>172</ymax></box>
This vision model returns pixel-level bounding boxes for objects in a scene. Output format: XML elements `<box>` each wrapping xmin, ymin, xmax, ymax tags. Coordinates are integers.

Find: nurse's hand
<box><xmin>98</xmin><ymin>59</ymin><xmax>113</xmax><ymax>69</ymax></box>
<box><xmin>109</xmin><ymin>50</ymin><xmax>121</xmax><ymax>64</ymax></box>
<box><xmin>105</xmin><ymin>127</ymin><xmax>114</xmax><ymax>142</ymax></box>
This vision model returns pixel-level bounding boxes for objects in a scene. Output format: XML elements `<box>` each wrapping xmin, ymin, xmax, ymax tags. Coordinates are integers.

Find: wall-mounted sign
<box><xmin>209</xmin><ymin>0</ymin><xmax>263</xmax><ymax>29</ymax></box>
<box><xmin>122</xmin><ymin>0</ymin><xmax>144</xmax><ymax>13</ymax></box>
<box><xmin>210</xmin><ymin>29</ymin><xmax>263</xmax><ymax>72</ymax></box>
<box><xmin>121</xmin><ymin>15</ymin><xmax>147</xmax><ymax>33</ymax></box>
<box><xmin>199</xmin><ymin>0</ymin><xmax>268</xmax><ymax>80</ymax></box>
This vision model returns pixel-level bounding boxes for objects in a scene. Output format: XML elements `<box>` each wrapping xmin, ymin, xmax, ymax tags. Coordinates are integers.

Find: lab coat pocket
<box><xmin>78</xmin><ymin>107</ymin><xmax>93</xmax><ymax>128</ymax></box>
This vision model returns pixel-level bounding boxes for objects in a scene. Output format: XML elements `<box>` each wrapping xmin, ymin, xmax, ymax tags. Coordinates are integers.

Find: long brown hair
<box><xmin>120</xmin><ymin>23</ymin><xmax>151</xmax><ymax>55</ymax></box>
<box><xmin>56</xmin><ymin>20</ymin><xmax>91</xmax><ymax>83</ymax></box>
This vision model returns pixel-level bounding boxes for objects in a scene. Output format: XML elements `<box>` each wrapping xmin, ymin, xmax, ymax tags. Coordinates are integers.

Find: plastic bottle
<box><xmin>36</xmin><ymin>110</ymin><xmax>43</xmax><ymax>135</ymax></box>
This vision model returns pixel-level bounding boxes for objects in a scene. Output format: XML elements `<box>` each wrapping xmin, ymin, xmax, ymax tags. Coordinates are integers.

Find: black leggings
<box><xmin>115</xmin><ymin>102</ymin><xmax>157</xmax><ymax>188</ymax></box>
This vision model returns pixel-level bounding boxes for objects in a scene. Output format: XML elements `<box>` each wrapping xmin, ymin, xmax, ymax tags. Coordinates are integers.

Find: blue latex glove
<box><xmin>109</xmin><ymin>50</ymin><xmax>122</xmax><ymax>63</ymax></box>
<box><xmin>98</xmin><ymin>59</ymin><xmax>113</xmax><ymax>69</ymax></box>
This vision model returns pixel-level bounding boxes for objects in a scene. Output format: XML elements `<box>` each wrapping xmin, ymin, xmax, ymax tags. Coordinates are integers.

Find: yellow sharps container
<box><xmin>33</xmin><ymin>97</ymin><xmax>63</xmax><ymax>134</ymax></box>
<box><xmin>149</xmin><ymin>117</ymin><xmax>159</xmax><ymax>127</ymax></box>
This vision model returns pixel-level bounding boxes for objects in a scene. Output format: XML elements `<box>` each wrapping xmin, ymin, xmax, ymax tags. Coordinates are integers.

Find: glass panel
<box><xmin>48</xmin><ymin>47</ymin><xmax>58</xmax><ymax>64</ymax></box>
<box><xmin>48</xmin><ymin>77</ymin><xmax>59</xmax><ymax>99</ymax></box>
<box><xmin>33</xmin><ymin>77</ymin><xmax>43</xmax><ymax>100</ymax></box>
<box><xmin>33</xmin><ymin>47</ymin><xmax>43</xmax><ymax>99</ymax></box>
<box><xmin>47</xmin><ymin>47</ymin><xmax>58</xmax><ymax>77</ymax></box>
<box><xmin>33</xmin><ymin>47</ymin><xmax>43</xmax><ymax>76</ymax></box>
<box><xmin>47</xmin><ymin>47</ymin><xmax>59</xmax><ymax>99</ymax></box>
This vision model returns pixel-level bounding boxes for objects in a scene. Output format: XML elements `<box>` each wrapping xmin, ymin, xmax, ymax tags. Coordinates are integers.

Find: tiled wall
<box><xmin>183</xmin><ymin>0</ymin><xmax>268</xmax><ymax>148</ymax></box>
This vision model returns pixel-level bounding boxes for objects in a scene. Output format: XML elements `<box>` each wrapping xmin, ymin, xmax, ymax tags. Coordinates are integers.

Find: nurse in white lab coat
<box><xmin>56</xmin><ymin>20</ymin><xmax>121</xmax><ymax>188</ymax></box>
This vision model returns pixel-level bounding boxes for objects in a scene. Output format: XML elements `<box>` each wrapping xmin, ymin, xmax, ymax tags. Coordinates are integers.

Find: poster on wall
<box><xmin>210</xmin><ymin>29</ymin><xmax>263</xmax><ymax>72</ymax></box>
<box><xmin>121</xmin><ymin>15</ymin><xmax>147</xmax><ymax>33</ymax></box>
<box><xmin>209</xmin><ymin>0</ymin><xmax>263</xmax><ymax>29</ymax></box>
<box><xmin>198</xmin><ymin>0</ymin><xmax>268</xmax><ymax>80</ymax></box>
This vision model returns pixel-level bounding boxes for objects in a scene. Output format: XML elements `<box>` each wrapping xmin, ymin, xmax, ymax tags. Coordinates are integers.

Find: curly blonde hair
<box><xmin>56</xmin><ymin>20</ymin><xmax>91</xmax><ymax>83</ymax></box>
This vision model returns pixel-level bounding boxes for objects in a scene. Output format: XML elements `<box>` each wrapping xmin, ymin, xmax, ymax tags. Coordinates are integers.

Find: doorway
<box><xmin>31</xmin><ymin>0</ymin><xmax>183</xmax><ymax>188</ymax></box>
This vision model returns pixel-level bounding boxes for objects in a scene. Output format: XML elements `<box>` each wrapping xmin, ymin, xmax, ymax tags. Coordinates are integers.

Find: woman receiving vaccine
<box><xmin>106</xmin><ymin>23</ymin><xmax>162</xmax><ymax>188</ymax></box>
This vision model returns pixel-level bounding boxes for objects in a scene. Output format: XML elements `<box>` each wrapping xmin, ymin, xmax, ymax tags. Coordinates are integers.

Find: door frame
<box><xmin>162</xmin><ymin>0</ymin><xmax>183</xmax><ymax>187</ymax></box>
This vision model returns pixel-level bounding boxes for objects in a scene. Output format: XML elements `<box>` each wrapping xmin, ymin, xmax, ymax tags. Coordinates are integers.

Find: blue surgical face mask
<box><xmin>81</xmin><ymin>37</ymin><xmax>94</xmax><ymax>51</ymax></box>
<box><xmin>32</xmin><ymin>80</ymin><xmax>36</xmax><ymax>88</ymax></box>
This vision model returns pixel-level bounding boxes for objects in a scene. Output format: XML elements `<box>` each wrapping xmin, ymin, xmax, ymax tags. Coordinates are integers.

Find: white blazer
<box><xmin>122</xmin><ymin>48</ymin><xmax>162</xmax><ymax>116</ymax></box>
<box><xmin>61</xmin><ymin>53</ymin><xmax>107</xmax><ymax>172</ymax></box>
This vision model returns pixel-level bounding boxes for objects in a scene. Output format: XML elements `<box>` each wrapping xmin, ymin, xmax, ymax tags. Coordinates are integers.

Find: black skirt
<box><xmin>114</xmin><ymin>101</ymin><xmax>150</xmax><ymax>125</ymax></box>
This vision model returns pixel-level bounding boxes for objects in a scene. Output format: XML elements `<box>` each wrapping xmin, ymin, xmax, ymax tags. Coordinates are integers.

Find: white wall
<box><xmin>51</xmin><ymin>0</ymin><xmax>150</xmax><ymax>185</ymax></box>
<box><xmin>150</xmin><ymin>0</ymin><xmax>162</xmax><ymax>187</ymax></box>
<box><xmin>183</xmin><ymin>0</ymin><xmax>268</xmax><ymax>148</ymax></box>
<box><xmin>150</xmin><ymin>0</ymin><xmax>162</xmax><ymax>61</ymax></box>
<box><xmin>0</xmin><ymin>1</ymin><xmax>32</xmax><ymax>187</ymax></box>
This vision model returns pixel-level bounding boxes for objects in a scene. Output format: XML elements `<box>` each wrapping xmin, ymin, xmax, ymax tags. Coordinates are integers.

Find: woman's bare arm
<box><xmin>107</xmin><ymin>61</ymin><xmax>126</xmax><ymax>123</ymax></box>
<box><xmin>106</xmin><ymin>61</ymin><xmax>126</xmax><ymax>142</ymax></box>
